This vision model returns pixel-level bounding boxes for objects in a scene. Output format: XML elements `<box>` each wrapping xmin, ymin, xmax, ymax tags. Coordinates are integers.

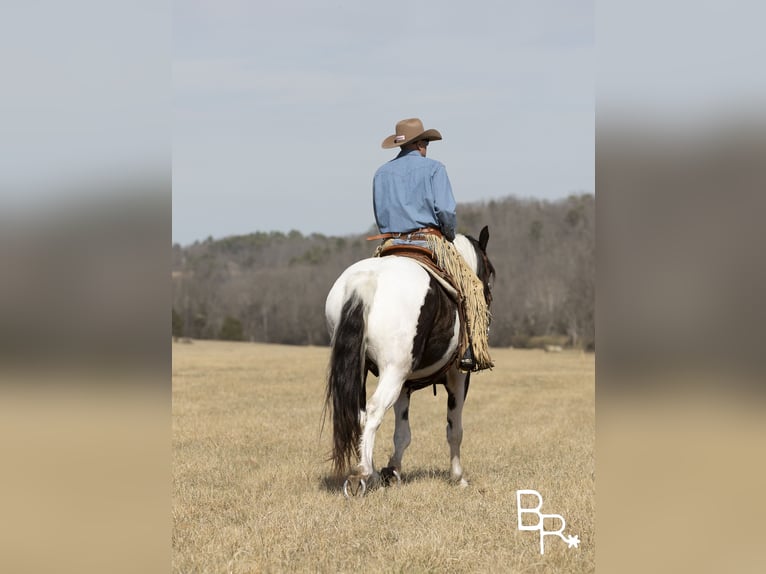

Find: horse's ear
<box><xmin>479</xmin><ymin>226</ymin><xmax>489</xmax><ymax>251</ymax></box>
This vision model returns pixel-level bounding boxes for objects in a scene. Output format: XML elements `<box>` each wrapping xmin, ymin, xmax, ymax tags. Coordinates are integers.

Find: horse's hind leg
<box><xmin>445</xmin><ymin>370</ymin><xmax>470</xmax><ymax>487</ymax></box>
<box><xmin>381</xmin><ymin>388</ymin><xmax>411</xmax><ymax>485</ymax></box>
<box><xmin>352</xmin><ymin>370</ymin><xmax>405</xmax><ymax>487</ymax></box>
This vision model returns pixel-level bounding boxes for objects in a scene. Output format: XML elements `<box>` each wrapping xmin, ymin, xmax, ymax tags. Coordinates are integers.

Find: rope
<box><xmin>422</xmin><ymin>235</ymin><xmax>493</xmax><ymax>369</ymax></box>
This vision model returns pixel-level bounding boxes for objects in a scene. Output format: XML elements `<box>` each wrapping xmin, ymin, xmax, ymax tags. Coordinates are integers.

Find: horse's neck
<box><xmin>452</xmin><ymin>235</ymin><xmax>478</xmax><ymax>274</ymax></box>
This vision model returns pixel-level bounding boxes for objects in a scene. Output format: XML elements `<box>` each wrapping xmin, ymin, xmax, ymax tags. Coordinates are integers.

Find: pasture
<box><xmin>173</xmin><ymin>341</ymin><xmax>594</xmax><ymax>573</ymax></box>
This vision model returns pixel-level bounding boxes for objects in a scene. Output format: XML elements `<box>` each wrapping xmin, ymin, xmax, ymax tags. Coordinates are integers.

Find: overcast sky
<box><xmin>172</xmin><ymin>1</ymin><xmax>594</xmax><ymax>245</ymax></box>
<box><xmin>3</xmin><ymin>3</ymin><xmax>762</xmax><ymax>246</ymax></box>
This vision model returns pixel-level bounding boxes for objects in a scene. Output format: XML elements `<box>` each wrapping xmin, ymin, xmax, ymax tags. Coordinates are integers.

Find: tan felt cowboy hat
<box><xmin>381</xmin><ymin>118</ymin><xmax>443</xmax><ymax>149</ymax></box>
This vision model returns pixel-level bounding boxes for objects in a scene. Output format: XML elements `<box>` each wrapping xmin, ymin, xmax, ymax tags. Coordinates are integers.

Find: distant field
<box><xmin>173</xmin><ymin>341</ymin><xmax>595</xmax><ymax>573</ymax></box>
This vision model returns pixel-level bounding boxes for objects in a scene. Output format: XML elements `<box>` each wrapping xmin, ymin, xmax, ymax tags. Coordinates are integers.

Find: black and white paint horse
<box><xmin>324</xmin><ymin>226</ymin><xmax>494</xmax><ymax>496</ymax></box>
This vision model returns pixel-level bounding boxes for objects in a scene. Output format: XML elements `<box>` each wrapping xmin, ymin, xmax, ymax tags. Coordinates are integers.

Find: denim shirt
<box><xmin>372</xmin><ymin>149</ymin><xmax>457</xmax><ymax>241</ymax></box>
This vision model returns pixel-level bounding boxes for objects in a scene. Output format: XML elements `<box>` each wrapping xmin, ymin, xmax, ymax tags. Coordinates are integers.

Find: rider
<box><xmin>372</xmin><ymin>118</ymin><xmax>493</xmax><ymax>372</ymax></box>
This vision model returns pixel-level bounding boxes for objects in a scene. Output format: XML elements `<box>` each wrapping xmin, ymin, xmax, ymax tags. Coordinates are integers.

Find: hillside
<box><xmin>172</xmin><ymin>194</ymin><xmax>594</xmax><ymax>349</ymax></box>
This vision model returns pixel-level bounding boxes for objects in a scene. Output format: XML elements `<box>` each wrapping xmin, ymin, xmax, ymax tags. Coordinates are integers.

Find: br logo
<box><xmin>516</xmin><ymin>489</ymin><xmax>580</xmax><ymax>554</ymax></box>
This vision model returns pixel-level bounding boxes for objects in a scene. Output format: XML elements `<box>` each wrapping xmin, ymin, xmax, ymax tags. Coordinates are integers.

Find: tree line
<box><xmin>172</xmin><ymin>194</ymin><xmax>594</xmax><ymax>350</ymax></box>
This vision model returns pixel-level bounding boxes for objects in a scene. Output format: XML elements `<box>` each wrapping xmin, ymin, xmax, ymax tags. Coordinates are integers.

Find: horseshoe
<box><xmin>342</xmin><ymin>477</ymin><xmax>367</xmax><ymax>498</ymax></box>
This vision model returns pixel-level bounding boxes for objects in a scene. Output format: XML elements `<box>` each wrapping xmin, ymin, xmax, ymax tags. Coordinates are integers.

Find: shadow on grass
<box><xmin>319</xmin><ymin>474</ymin><xmax>344</xmax><ymax>493</ymax></box>
<box><xmin>318</xmin><ymin>467</ymin><xmax>453</xmax><ymax>493</ymax></box>
<box><xmin>398</xmin><ymin>467</ymin><xmax>452</xmax><ymax>484</ymax></box>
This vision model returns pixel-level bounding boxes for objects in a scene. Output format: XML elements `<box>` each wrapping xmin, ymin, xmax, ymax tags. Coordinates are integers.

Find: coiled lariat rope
<box><xmin>422</xmin><ymin>235</ymin><xmax>493</xmax><ymax>370</ymax></box>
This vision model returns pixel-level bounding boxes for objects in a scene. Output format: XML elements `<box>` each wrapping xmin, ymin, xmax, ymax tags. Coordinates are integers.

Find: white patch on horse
<box><xmin>452</xmin><ymin>235</ymin><xmax>478</xmax><ymax>272</ymax></box>
<box><xmin>364</xmin><ymin>258</ymin><xmax>432</xmax><ymax>372</ymax></box>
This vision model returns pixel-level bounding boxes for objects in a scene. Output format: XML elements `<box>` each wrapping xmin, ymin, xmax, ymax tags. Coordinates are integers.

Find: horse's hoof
<box><xmin>343</xmin><ymin>476</ymin><xmax>367</xmax><ymax>498</ymax></box>
<box><xmin>380</xmin><ymin>467</ymin><xmax>402</xmax><ymax>487</ymax></box>
<box><xmin>450</xmin><ymin>475</ymin><xmax>469</xmax><ymax>488</ymax></box>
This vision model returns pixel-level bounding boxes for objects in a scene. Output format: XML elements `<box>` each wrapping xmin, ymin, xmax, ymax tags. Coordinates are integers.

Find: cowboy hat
<box><xmin>381</xmin><ymin>118</ymin><xmax>442</xmax><ymax>149</ymax></box>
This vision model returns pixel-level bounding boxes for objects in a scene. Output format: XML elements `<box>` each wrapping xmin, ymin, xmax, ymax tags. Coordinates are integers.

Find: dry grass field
<box><xmin>173</xmin><ymin>341</ymin><xmax>594</xmax><ymax>573</ymax></box>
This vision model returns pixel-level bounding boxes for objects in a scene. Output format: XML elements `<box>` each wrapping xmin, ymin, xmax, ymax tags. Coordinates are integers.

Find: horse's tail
<box><xmin>325</xmin><ymin>293</ymin><xmax>368</xmax><ymax>476</ymax></box>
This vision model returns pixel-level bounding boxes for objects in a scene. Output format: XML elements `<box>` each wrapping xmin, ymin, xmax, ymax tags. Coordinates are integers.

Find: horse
<box><xmin>324</xmin><ymin>226</ymin><xmax>494</xmax><ymax>496</ymax></box>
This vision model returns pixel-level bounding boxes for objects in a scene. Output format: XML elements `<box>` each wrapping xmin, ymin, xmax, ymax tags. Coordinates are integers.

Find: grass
<box><xmin>173</xmin><ymin>341</ymin><xmax>594</xmax><ymax>573</ymax></box>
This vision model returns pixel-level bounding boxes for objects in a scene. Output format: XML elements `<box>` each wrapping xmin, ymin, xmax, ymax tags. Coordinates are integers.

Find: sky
<box><xmin>2</xmin><ymin>2</ymin><xmax>763</xmax><ymax>246</ymax></box>
<box><xmin>172</xmin><ymin>1</ymin><xmax>594</xmax><ymax>245</ymax></box>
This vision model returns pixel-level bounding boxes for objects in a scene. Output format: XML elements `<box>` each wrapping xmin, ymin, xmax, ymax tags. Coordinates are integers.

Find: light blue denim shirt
<box><xmin>372</xmin><ymin>149</ymin><xmax>457</xmax><ymax>241</ymax></box>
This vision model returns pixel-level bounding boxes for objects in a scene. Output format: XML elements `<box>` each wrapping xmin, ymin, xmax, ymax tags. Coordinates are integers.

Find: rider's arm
<box><xmin>433</xmin><ymin>164</ymin><xmax>457</xmax><ymax>241</ymax></box>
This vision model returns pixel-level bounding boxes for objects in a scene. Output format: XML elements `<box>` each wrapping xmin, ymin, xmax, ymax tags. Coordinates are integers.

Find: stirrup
<box><xmin>459</xmin><ymin>347</ymin><xmax>476</xmax><ymax>373</ymax></box>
